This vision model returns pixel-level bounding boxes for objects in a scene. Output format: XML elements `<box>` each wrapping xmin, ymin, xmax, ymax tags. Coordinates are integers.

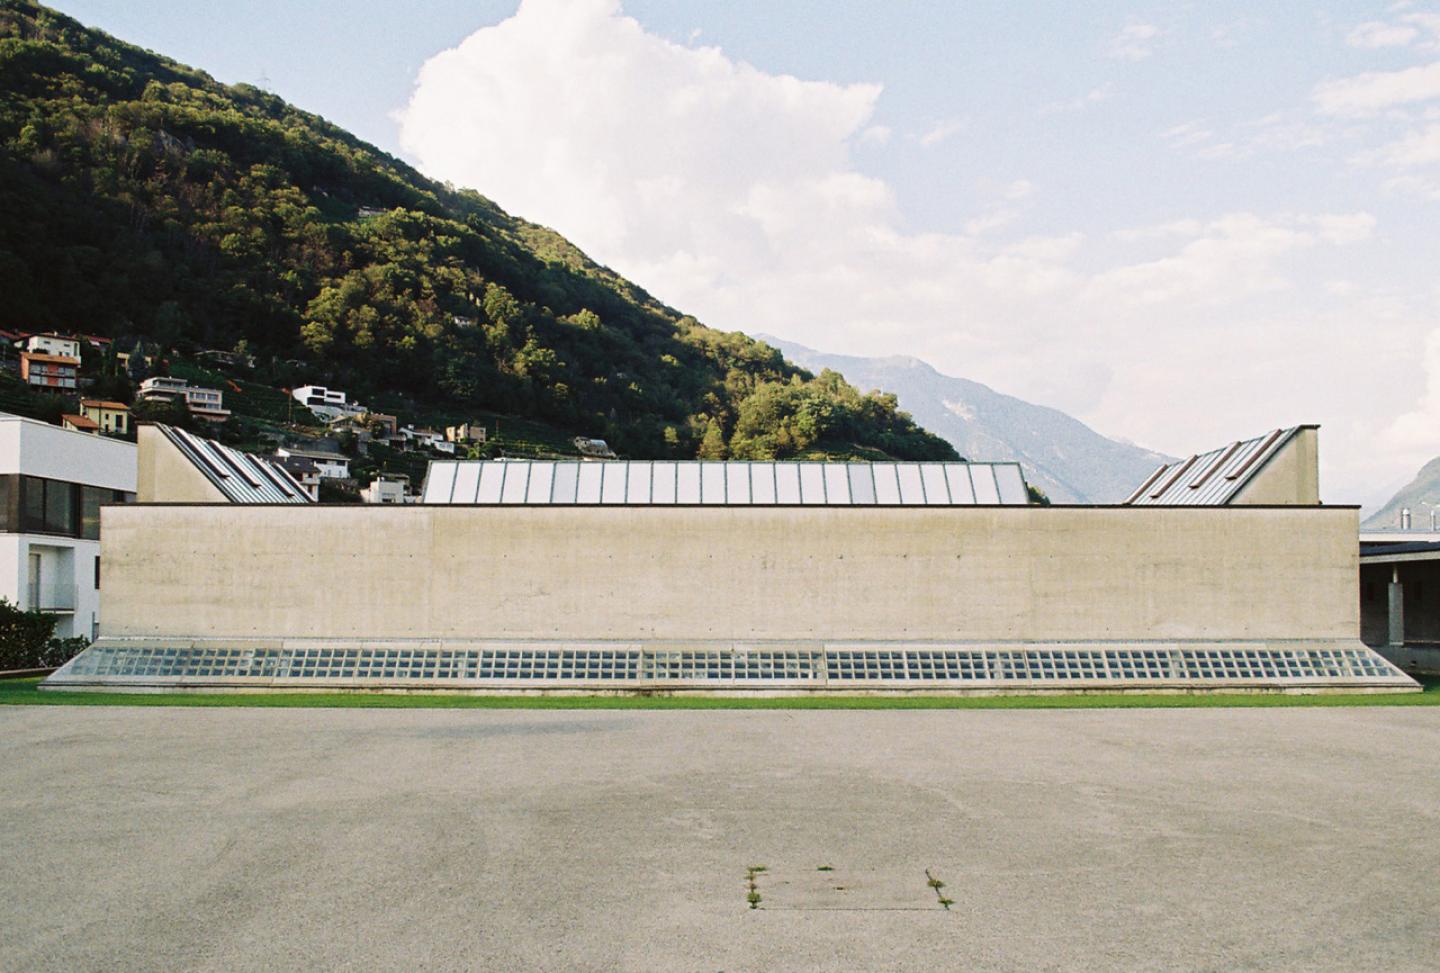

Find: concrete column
<box><xmin>1388</xmin><ymin>566</ymin><xmax>1405</xmax><ymax>648</ymax></box>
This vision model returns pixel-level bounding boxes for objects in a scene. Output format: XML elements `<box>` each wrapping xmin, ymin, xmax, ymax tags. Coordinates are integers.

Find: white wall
<box><xmin>0</xmin><ymin>414</ymin><xmax>136</xmax><ymax>490</ymax></box>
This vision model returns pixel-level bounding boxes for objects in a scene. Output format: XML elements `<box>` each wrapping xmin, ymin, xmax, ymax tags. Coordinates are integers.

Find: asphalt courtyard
<box><xmin>2</xmin><ymin>706</ymin><xmax>1438</xmax><ymax>972</ymax></box>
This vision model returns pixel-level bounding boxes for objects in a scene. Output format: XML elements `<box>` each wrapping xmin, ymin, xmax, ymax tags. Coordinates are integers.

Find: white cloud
<box><xmin>1108</xmin><ymin>23</ymin><xmax>1161</xmax><ymax>61</ymax></box>
<box><xmin>1107</xmin><ymin>23</ymin><xmax>1162</xmax><ymax>61</ymax></box>
<box><xmin>1345</xmin><ymin>11</ymin><xmax>1440</xmax><ymax>50</ymax></box>
<box><xmin>1353</xmin><ymin>122</ymin><xmax>1440</xmax><ymax>166</ymax></box>
<box><xmin>1347</xmin><ymin>20</ymin><xmax>1421</xmax><ymax>48</ymax></box>
<box><xmin>1039</xmin><ymin>83</ymin><xmax>1114</xmax><ymax>115</ymax></box>
<box><xmin>1313</xmin><ymin>61</ymin><xmax>1440</xmax><ymax>115</ymax></box>
<box><xmin>397</xmin><ymin>0</ymin><xmax>1426</xmax><ymax>502</ymax></box>
<box><xmin>918</xmin><ymin>118</ymin><xmax>966</xmax><ymax>147</ymax></box>
<box><xmin>857</xmin><ymin>124</ymin><xmax>891</xmax><ymax>146</ymax></box>
<box><xmin>1384</xmin><ymin>329</ymin><xmax>1440</xmax><ymax>457</ymax></box>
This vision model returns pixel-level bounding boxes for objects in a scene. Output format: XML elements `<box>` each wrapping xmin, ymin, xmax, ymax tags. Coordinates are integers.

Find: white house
<box><xmin>292</xmin><ymin>385</ymin><xmax>366</xmax><ymax>422</ymax></box>
<box><xmin>137</xmin><ymin>376</ymin><xmax>230</xmax><ymax>423</ymax></box>
<box><xmin>0</xmin><ymin>413</ymin><xmax>136</xmax><ymax>641</ymax></box>
<box><xmin>25</xmin><ymin>334</ymin><xmax>82</xmax><ymax>360</ymax></box>
<box><xmin>361</xmin><ymin>474</ymin><xmax>412</xmax><ymax>504</ymax></box>
<box><xmin>275</xmin><ymin>445</ymin><xmax>350</xmax><ymax>479</ymax></box>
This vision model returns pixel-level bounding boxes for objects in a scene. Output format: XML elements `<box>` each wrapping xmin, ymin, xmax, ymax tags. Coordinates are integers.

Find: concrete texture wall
<box><xmin>136</xmin><ymin>425</ymin><xmax>227</xmax><ymax>503</ymax></box>
<box><xmin>99</xmin><ymin>504</ymin><xmax>1361</xmax><ymax>643</ymax></box>
<box><xmin>1233</xmin><ymin>427</ymin><xmax>1320</xmax><ymax>506</ymax></box>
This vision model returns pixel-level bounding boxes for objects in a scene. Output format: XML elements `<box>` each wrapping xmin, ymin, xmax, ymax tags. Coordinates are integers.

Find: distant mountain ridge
<box><xmin>1363</xmin><ymin>455</ymin><xmax>1440</xmax><ymax>529</ymax></box>
<box><xmin>758</xmin><ymin>336</ymin><xmax>1174</xmax><ymax>504</ymax></box>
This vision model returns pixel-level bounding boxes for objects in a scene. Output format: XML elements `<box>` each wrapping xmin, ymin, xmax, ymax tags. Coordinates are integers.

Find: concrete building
<box><xmin>43</xmin><ymin>423</ymin><xmax>1414</xmax><ymax>694</ymax></box>
<box><xmin>1358</xmin><ymin>535</ymin><xmax>1440</xmax><ymax>675</ymax></box>
<box><xmin>0</xmin><ymin>413</ymin><xmax>136</xmax><ymax>640</ymax></box>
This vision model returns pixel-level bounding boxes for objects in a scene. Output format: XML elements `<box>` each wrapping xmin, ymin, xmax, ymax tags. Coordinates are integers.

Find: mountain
<box><xmin>1363</xmin><ymin>456</ymin><xmax>1440</xmax><ymax>530</ymax></box>
<box><xmin>760</xmin><ymin>336</ymin><xmax>1174</xmax><ymax>504</ymax></box>
<box><xmin>0</xmin><ymin>1</ymin><xmax>954</xmax><ymax>463</ymax></box>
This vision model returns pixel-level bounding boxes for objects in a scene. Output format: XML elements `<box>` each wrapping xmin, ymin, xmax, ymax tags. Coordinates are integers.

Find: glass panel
<box><xmin>775</xmin><ymin>463</ymin><xmax>801</xmax><ymax>503</ymax></box>
<box><xmin>872</xmin><ymin>463</ymin><xmax>900</xmax><ymax>504</ymax></box>
<box><xmin>21</xmin><ymin>476</ymin><xmax>45</xmax><ymax>532</ymax></box>
<box><xmin>576</xmin><ymin>463</ymin><xmax>603</xmax><ymax>503</ymax></box>
<box><xmin>676</xmin><ymin>463</ymin><xmax>700</xmax><ymax>503</ymax></box>
<box><xmin>896</xmin><ymin>464</ymin><xmax>926</xmax><ymax>505</ymax></box>
<box><xmin>600</xmin><ymin>462</ymin><xmax>627</xmax><ymax>504</ymax></box>
<box><xmin>750</xmin><ymin>463</ymin><xmax>776</xmax><ymax>504</ymax></box>
<box><xmin>725</xmin><ymin>462</ymin><xmax>751</xmax><ymax>504</ymax></box>
<box><xmin>551</xmin><ymin>462</ymin><xmax>579</xmax><ymax>503</ymax></box>
<box><xmin>526</xmin><ymin>462</ymin><xmax>554</xmax><ymax>503</ymax></box>
<box><xmin>971</xmin><ymin>465</ymin><xmax>1001</xmax><ymax>504</ymax></box>
<box><xmin>43</xmin><ymin>479</ymin><xmax>75</xmax><ymax>533</ymax></box>
<box><xmin>799</xmin><ymin>463</ymin><xmax>826</xmax><ymax>505</ymax></box>
<box><xmin>500</xmin><ymin>463</ymin><xmax>529</xmax><ymax>503</ymax></box>
<box><xmin>476</xmin><ymin>462</ymin><xmax>506</xmax><ymax>503</ymax></box>
<box><xmin>425</xmin><ymin>461</ymin><xmax>457</xmax><ymax>502</ymax></box>
<box><xmin>700</xmin><ymin>462</ymin><xmax>726</xmax><ymax>504</ymax></box>
<box><xmin>823</xmin><ymin>464</ymin><xmax>850</xmax><ymax>504</ymax></box>
<box><xmin>450</xmin><ymin>462</ymin><xmax>481</xmax><ymax>503</ymax></box>
<box><xmin>651</xmin><ymin>462</ymin><xmax>677</xmax><ymax>503</ymax></box>
<box><xmin>995</xmin><ymin>465</ymin><xmax>1028</xmax><ymax>504</ymax></box>
<box><xmin>847</xmin><ymin>464</ymin><xmax>876</xmax><ymax>504</ymax></box>
<box><xmin>944</xmin><ymin>464</ymin><xmax>975</xmax><ymax>504</ymax></box>
<box><xmin>81</xmin><ymin>486</ymin><xmax>106</xmax><ymax>540</ymax></box>
<box><xmin>626</xmin><ymin>462</ymin><xmax>652</xmax><ymax>503</ymax></box>
<box><xmin>921</xmin><ymin>464</ymin><xmax>950</xmax><ymax>505</ymax></box>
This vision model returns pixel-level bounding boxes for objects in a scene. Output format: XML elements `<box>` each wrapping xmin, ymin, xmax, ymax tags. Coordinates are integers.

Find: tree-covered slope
<box><xmin>0</xmin><ymin>0</ymin><xmax>955</xmax><ymax>461</ymax></box>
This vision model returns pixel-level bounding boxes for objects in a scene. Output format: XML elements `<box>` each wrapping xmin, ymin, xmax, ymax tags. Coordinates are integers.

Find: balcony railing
<box><xmin>27</xmin><ymin>583</ymin><xmax>77</xmax><ymax>612</ymax></box>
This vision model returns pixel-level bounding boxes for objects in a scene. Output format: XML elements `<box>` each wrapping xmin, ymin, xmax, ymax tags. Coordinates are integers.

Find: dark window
<box><xmin>94</xmin><ymin>555</ymin><xmax>101</xmax><ymax>589</ymax></box>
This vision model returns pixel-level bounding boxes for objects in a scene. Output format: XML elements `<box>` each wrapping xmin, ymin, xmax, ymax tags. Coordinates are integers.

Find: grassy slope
<box><xmin>2</xmin><ymin>677</ymin><xmax>1435</xmax><ymax>710</ymax></box>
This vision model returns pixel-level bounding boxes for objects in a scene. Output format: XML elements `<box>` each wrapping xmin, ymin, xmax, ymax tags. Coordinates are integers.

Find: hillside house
<box><xmin>80</xmin><ymin>399</ymin><xmax>130</xmax><ymax>437</ymax></box>
<box><xmin>137</xmin><ymin>376</ymin><xmax>230</xmax><ymax>423</ymax></box>
<box><xmin>275</xmin><ymin>445</ymin><xmax>350</xmax><ymax>480</ymax></box>
<box><xmin>20</xmin><ymin>351</ymin><xmax>79</xmax><ymax>391</ymax></box>
<box><xmin>292</xmin><ymin>385</ymin><xmax>366</xmax><ymax>422</ymax></box>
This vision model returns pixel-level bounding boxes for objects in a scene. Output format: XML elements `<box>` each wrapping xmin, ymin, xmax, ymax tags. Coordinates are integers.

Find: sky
<box><xmin>50</xmin><ymin>0</ymin><xmax>1440</xmax><ymax>506</ymax></box>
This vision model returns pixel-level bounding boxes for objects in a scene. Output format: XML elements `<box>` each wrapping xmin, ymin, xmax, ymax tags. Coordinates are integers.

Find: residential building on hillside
<box><xmin>275</xmin><ymin>445</ymin><xmax>350</xmax><ymax>480</ymax></box>
<box><xmin>137</xmin><ymin>376</ymin><xmax>230</xmax><ymax>423</ymax></box>
<box><xmin>20</xmin><ymin>351</ymin><xmax>79</xmax><ymax>391</ymax></box>
<box><xmin>80</xmin><ymin>399</ymin><xmax>130</xmax><ymax>436</ymax></box>
<box><xmin>446</xmin><ymin>421</ymin><xmax>487</xmax><ymax>444</ymax></box>
<box><xmin>0</xmin><ymin>413</ymin><xmax>136</xmax><ymax>640</ymax></box>
<box><xmin>25</xmin><ymin>334</ymin><xmax>81</xmax><ymax>359</ymax></box>
<box><xmin>361</xmin><ymin>473</ymin><xmax>412</xmax><ymax>504</ymax></box>
<box><xmin>61</xmin><ymin>414</ymin><xmax>99</xmax><ymax>434</ymax></box>
<box><xmin>292</xmin><ymin>385</ymin><xmax>365</xmax><ymax>422</ymax></box>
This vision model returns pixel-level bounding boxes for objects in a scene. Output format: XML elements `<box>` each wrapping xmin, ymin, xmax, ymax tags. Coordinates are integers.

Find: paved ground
<box><xmin>2</xmin><ymin>706</ymin><xmax>1439</xmax><ymax>972</ymax></box>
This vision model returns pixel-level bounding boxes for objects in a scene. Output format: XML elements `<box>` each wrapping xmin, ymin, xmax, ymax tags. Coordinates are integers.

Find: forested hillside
<box><xmin>0</xmin><ymin>1</ymin><xmax>955</xmax><ymax>461</ymax></box>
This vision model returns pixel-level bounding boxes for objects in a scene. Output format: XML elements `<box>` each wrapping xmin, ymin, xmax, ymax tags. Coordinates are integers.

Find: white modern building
<box><xmin>137</xmin><ymin>376</ymin><xmax>230</xmax><ymax>423</ymax></box>
<box><xmin>361</xmin><ymin>473</ymin><xmax>412</xmax><ymax>504</ymax></box>
<box><xmin>0</xmin><ymin>413</ymin><xmax>136</xmax><ymax>640</ymax></box>
<box><xmin>292</xmin><ymin>385</ymin><xmax>365</xmax><ymax>422</ymax></box>
<box><xmin>24</xmin><ymin>333</ymin><xmax>81</xmax><ymax>359</ymax></box>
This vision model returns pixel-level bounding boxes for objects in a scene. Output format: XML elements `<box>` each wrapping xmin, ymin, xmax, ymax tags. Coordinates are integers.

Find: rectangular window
<box><xmin>94</xmin><ymin>555</ymin><xmax>101</xmax><ymax>589</ymax></box>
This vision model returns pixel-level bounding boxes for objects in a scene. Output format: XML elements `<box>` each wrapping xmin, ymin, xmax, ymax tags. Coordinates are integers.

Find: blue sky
<box><xmin>48</xmin><ymin>1</ymin><xmax>1440</xmax><ymax>504</ymax></box>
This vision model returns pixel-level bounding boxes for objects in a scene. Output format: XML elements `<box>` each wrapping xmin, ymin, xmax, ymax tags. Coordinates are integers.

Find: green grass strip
<box><xmin>1</xmin><ymin>677</ymin><xmax>1437</xmax><ymax>710</ymax></box>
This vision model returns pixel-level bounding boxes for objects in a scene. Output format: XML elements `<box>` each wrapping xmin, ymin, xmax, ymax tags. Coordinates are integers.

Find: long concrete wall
<box><xmin>98</xmin><ymin>504</ymin><xmax>1362</xmax><ymax>643</ymax></box>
